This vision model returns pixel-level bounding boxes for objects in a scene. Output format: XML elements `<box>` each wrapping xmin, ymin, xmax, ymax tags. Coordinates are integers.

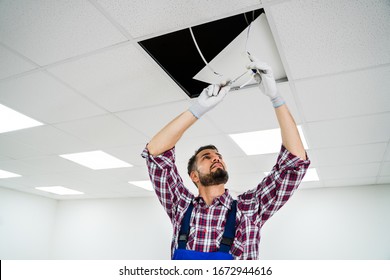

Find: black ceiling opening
<box><xmin>139</xmin><ymin>9</ymin><xmax>264</xmax><ymax>98</ymax></box>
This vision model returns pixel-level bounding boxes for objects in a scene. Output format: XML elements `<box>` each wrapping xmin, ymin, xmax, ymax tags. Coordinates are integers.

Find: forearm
<box><xmin>275</xmin><ymin>104</ymin><xmax>306</xmax><ymax>160</ymax></box>
<box><xmin>147</xmin><ymin>110</ymin><xmax>197</xmax><ymax>156</ymax></box>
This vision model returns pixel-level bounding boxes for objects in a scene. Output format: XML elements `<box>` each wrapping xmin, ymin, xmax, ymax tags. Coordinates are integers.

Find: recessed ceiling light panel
<box><xmin>0</xmin><ymin>104</ymin><xmax>43</xmax><ymax>134</ymax></box>
<box><xmin>128</xmin><ymin>181</ymin><xmax>154</xmax><ymax>191</ymax></box>
<box><xmin>230</xmin><ymin>126</ymin><xmax>308</xmax><ymax>155</ymax></box>
<box><xmin>35</xmin><ymin>186</ymin><xmax>84</xmax><ymax>195</ymax></box>
<box><xmin>60</xmin><ymin>150</ymin><xmax>132</xmax><ymax>170</ymax></box>
<box><xmin>0</xmin><ymin>169</ymin><xmax>22</xmax><ymax>179</ymax></box>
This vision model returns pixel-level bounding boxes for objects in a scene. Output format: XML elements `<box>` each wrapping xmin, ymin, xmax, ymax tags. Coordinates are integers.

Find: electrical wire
<box><xmin>189</xmin><ymin>27</ymin><xmax>223</xmax><ymax>77</ymax></box>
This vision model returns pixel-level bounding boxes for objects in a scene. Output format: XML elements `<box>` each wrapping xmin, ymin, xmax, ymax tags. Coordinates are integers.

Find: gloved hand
<box><xmin>247</xmin><ymin>58</ymin><xmax>285</xmax><ymax>108</ymax></box>
<box><xmin>189</xmin><ymin>83</ymin><xmax>230</xmax><ymax>119</ymax></box>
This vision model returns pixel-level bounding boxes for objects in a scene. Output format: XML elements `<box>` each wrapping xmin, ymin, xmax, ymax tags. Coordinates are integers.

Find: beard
<box><xmin>198</xmin><ymin>167</ymin><xmax>229</xmax><ymax>187</ymax></box>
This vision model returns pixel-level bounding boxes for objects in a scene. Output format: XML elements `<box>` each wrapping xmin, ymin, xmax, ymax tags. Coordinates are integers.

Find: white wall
<box><xmin>1</xmin><ymin>184</ymin><xmax>389</xmax><ymax>259</ymax></box>
<box><xmin>260</xmin><ymin>184</ymin><xmax>390</xmax><ymax>259</ymax></box>
<box><xmin>0</xmin><ymin>187</ymin><xmax>57</xmax><ymax>259</ymax></box>
<box><xmin>51</xmin><ymin>196</ymin><xmax>172</xmax><ymax>259</ymax></box>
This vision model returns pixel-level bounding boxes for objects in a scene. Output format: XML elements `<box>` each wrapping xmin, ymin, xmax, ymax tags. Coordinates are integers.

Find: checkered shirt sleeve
<box><xmin>141</xmin><ymin>146</ymin><xmax>193</xmax><ymax>222</ymax></box>
<box><xmin>238</xmin><ymin>145</ymin><xmax>310</xmax><ymax>228</ymax></box>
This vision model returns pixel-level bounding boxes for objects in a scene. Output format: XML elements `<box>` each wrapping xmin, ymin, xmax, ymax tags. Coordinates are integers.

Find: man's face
<box><xmin>193</xmin><ymin>149</ymin><xmax>229</xmax><ymax>187</ymax></box>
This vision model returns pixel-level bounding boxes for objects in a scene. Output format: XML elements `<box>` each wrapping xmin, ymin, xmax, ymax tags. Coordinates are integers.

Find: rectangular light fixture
<box><xmin>302</xmin><ymin>168</ymin><xmax>319</xmax><ymax>182</ymax></box>
<box><xmin>0</xmin><ymin>169</ymin><xmax>22</xmax><ymax>179</ymax></box>
<box><xmin>0</xmin><ymin>104</ymin><xmax>43</xmax><ymax>134</ymax></box>
<box><xmin>264</xmin><ymin>168</ymin><xmax>319</xmax><ymax>182</ymax></box>
<box><xmin>60</xmin><ymin>150</ymin><xmax>132</xmax><ymax>170</ymax></box>
<box><xmin>35</xmin><ymin>186</ymin><xmax>84</xmax><ymax>195</ymax></box>
<box><xmin>229</xmin><ymin>126</ymin><xmax>308</xmax><ymax>155</ymax></box>
<box><xmin>128</xmin><ymin>180</ymin><xmax>154</xmax><ymax>191</ymax></box>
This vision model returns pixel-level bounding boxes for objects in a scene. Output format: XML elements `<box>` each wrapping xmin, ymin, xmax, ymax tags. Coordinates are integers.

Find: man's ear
<box><xmin>190</xmin><ymin>170</ymin><xmax>199</xmax><ymax>184</ymax></box>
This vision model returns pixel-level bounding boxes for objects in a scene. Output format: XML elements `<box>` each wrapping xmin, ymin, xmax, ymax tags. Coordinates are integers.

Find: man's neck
<box><xmin>198</xmin><ymin>184</ymin><xmax>225</xmax><ymax>205</ymax></box>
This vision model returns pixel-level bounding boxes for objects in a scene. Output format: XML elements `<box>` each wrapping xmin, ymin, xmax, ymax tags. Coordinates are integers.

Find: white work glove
<box><xmin>189</xmin><ymin>84</ymin><xmax>230</xmax><ymax>119</ymax></box>
<box><xmin>247</xmin><ymin>58</ymin><xmax>285</xmax><ymax>108</ymax></box>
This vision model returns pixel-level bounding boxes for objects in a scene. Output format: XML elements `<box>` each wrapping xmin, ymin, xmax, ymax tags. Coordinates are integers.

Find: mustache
<box><xmin>210</xmin><ymin>162</ymin><xmax>224</xmax><ymax>170</ymax></box>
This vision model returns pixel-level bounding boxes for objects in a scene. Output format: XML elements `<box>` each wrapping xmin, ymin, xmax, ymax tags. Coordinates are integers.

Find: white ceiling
<box><xmin>0</xmin><ymin>0</ymin><xmax>389</xmax><ymax>200</ymax></box>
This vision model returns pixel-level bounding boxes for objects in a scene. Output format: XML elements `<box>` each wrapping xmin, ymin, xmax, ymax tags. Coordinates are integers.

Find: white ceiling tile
<box><xmin>95</xmin><ymin>0</ymin><xmax>261</xmax><ymax>38</ymax></box>
<box><xmin>0</xmin><ymin>71</ymin><xmax>106</xmax><ymax>124</ymax></box>
<box><xmin>0</xmin><ymin>44</ymin><xmax>36</xmax><ymax>79</ymax></box>
<box><xmin>0</xmin><ymin>135</ymin><xmax>44</xmax><ymax>159</ymax></box>
<box><xmin>19</xmin><ymin>156</ymin><xmax>93</xmax><ymax>176</ymax></box>
<box><xmin>379</xmin><ymin>162</ymin><xmax>390</xmax><ymax>177</ymax></box>
<box><xmin>268</xmin><ymin>0</ymin><xmax>390</xmax><ymax>79</ymax></box>
<box><xmin>318</xmin><ymin>162</ymin><xmax>381</xmax><ymax>181</ymax></box>
<box><xmin>310</xmin><ymin>143</ymin><xmax>387</xmax><ymax>167</ymax></box>
<box><xmin>227</xmin><ymin>172</ymin><xmax>265</xmax><ymax>193</ymax></box>
<box><xmin>194</xmin><ymin>14</ymin><xmax>286</xmax><ymax>85</ymax></box>
<box><xmin>0</xmin><ymin>0</ymin><xmax>126</xmax><ymax>65</ymax></box>
<box><xmin>223</xmin><ymin>156</ymin><xmax>261</xmax><ymax>174</ymax></box>
<box><xmin>104</xmin><ymin>144</ymin><xmax>149</xmax><ymax>168</ymax></box>
<box><xmin>298</xmin><ymin>181</ymin><xmax>324</xmax><ymax>189</ymax></box>
<box><xmin>11</xmin><ymin>172</ymin><xmax>93</xmax><ymax>189</ymax></box>
<box><xmin>295</xmin><ymin>66</ymin><xmax>390</xmax><ymax>122</ymax></box>
<box><xmin>207</xmin><ymin>82</ymin><xmax>301</xmax><ymax>134</ymax></box>
<box><xmin>75</xmin><ymin>166</ymin><xmax>147</xmax><ymax>187</ymax></box>
<box><xmin>306</xmin><ymin>113</ymin><xmax>390</xmax><ymax>149</ymax></box>
<box><xmin>384</xmin><ymin>146</ymin><xmax>390</xmax><ymax>161</ymax></box>
<box><xmin>3</xmin><ymin>125</ymin><xmax>91</xmax><ymax>155</ymax></box>
<box><xmin>48</xmin><ymin>44</ymin><xmax>186</xmax><ymax>112</ymax></box>
<box><xmin>54</xmin><ymin>114</ymin><xmax>148</xmax><ymax>148</ymax></box>
<box><xmin>249</xmin><ymin>152</ymin><xmax>284</xmax><ymax>173</ymax></box>
<box><xmin>175</xmin><ymin>134</ymin><xmax>246</xmax><ymax>164</ymax></box>
<box><xmin>116</xmin><ymin>100</ymin><xmax>191</xmax><ymax>138</ymax></box>
<box><xmin>323</xmin><ymin>177</ymin><xmax>377</xmax><ymax>188</ymax></box>
<box><xmin>0</xmin><ymin>159</ymin><xmax>50</xmax><ymax>176</ymax></box>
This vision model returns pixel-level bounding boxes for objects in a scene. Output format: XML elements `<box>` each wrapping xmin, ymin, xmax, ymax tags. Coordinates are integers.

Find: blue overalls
<box><xmin>172</xmin><ymin>200</ymin><xmax>237</xmax><ymax>260</ymax></box>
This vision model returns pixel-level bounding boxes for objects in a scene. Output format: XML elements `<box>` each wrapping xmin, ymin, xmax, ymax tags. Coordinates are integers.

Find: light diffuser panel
<box><xmin>0</xmin><ymin>104</ymin><xmax>43</xmax><ymax>133</ymax></box>
<box><xmin>128</xmin><ymin>180</ymin><xmax>154</xmax><ymax>191</ymax></box>
<box><xmin>230</xmin><ymin>126</ymin><xmax>308</xmax><ymax>155</ymax></box>
<box><xmin>0</xmin><ymin>169</ymin><xmax>22</xmax><ymax>178</ymax></box>
<box><xmin>60</xmin><ymin>150</ymin><xmax>132</xmax><ymax>170</ymax></box>
<box><xmin>35</xmin><ymin>186</ymin><xmax>84</xmax><ymax>195</ymax></box>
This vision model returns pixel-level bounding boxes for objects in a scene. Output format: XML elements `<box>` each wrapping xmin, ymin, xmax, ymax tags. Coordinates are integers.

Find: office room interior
<box><xmin>0</xmin><ymin>0</ymin><xmax>389</xmax><ymax>260</ymax></box>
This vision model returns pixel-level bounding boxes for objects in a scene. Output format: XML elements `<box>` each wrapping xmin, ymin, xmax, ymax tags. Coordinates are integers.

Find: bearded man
<box><xmin>142</xmin><ymin>60</ymin><xmax>310</xmax><ymax>260</ymax></box>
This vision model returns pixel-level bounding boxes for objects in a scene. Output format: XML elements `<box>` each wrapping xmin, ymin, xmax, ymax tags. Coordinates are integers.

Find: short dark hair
<box><xmin>187</xmin><ymin>145</ymin><xmax>219</xmax><ymax>175</ymax></box>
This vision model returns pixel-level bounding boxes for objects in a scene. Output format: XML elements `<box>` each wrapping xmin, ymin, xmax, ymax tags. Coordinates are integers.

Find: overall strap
<box><xmin>177</xmin><ymin>203</ymin><xmax>194</xmax><ymax>249</ymax></box>
<box><xmin>218</xmin><ymin>200</ymin><xmax>237</xmax><ymax>253</ymax></box>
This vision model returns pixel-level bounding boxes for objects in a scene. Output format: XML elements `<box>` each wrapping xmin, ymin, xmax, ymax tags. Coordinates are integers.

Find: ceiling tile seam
<box><xmin>43</xmin><ymin>70</ymin><xmax>113</xmax><ymax>115</ymax></box>
<box><xmin>109</xmin><ymin>113</ymin><xmax>151</xmax><ymax>141</ymax></box>
<box><xmin>88</xmin><ymin>0</ymin><xmax>136</xmax><ymax>41</ymax></box>
<box><xmin>262</xmin><ymin>4</ymin><xmax>309</xmax><ymax>127</ymax></box>
<box><xmin>291</xmin><ymin>62</ymin><xmax>390</xmax><ymax>83</ymax></box>
<box><xmin>113</xmin><ymin>99</ymin><xmax>190</xmax><ymax>116</ymax></box>
<box><xmin>0</xmin><ymin>41</ymin><xmax>136</xmax><ymax>83</ymax></box>
<box><xmin>375</xmin><ymin>139</ymin><xmax>390</xmax><ymax>184</ymax></box>
<box><xmin>306</xmin><ymin>140</ymin><xmax>390</xmax><ymax>153</ymax></box>
<box><xmin>304</xmin><ymin>110</ymin><xmax>390</xmax><ymax>125</ymax></box>
<box><xmin>131</xmin><ymin>4</ymin><xmax>264</xmax><ymax>42</ymax></box>
<box><xmin>0</xmin><ymin>41</ymin><xmax>41</xmax><ymax>67</ymax></box>
<box><xmin>308</xmin><ymin>141</ymin><xmax>389</xmax><ymax>152</ymax></box>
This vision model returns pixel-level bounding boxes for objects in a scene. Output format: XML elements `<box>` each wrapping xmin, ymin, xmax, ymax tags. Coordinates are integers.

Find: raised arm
<box><xmin>248</xmin><ymin>58</ymin><xmax>306</xmax><ymax>160</ymax></box>
<box><xmin>147</xmin><ymin>84</ymin><xmax>230</xmax><ymax>156</ymax></box>
<box><xmin>147</xmin><ymin>110</ymin><xmax>197</xmax><ymax>156</ymax></box>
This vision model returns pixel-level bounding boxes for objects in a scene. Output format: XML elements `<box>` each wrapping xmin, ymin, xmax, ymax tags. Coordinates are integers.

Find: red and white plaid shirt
<box><xmin>142</xmin><ymin>145</ymin><xmax>310</xmax><ymax>259</ymax></box>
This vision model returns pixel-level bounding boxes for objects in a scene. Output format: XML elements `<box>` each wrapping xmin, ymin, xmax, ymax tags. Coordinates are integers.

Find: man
<box><xmin>142</xmin><ymin>59</ymin><xmax>310</xmax><ymax>260</ymax></box>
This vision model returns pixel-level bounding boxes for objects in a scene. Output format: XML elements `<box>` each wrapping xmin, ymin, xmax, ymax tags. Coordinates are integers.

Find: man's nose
<box><xmin>212</xmin><ymin>156</ymin><xmax>220</xmax><ymax>162</ymax></box>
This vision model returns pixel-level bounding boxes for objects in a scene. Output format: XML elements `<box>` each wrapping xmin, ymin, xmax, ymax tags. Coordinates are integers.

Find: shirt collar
<box><xmin>194</xmin><ymin>189</ymin><xmax>233</xmax><ymax>209</ymax></box>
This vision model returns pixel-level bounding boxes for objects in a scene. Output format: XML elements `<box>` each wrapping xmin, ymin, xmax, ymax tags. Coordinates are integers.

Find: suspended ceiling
<box><xmin>0</xmin><ymin>0</ymin><xmax>389</xmax><ymax>200</ymax></box>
